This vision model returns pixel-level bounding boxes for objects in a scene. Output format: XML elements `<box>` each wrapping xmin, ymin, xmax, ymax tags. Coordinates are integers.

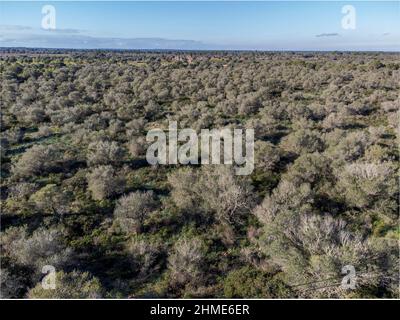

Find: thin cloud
<box><xmin>0</xmin><ymin>25</ymin><xmax>33</xmax><ymax>31</ymax></box>
<box><xmin>315</xmin><ymin>33</ymin><xmax>340</xmax><ymax>38</ymax></box>
<box><xmin>43</xmin><ymin>28</ymin><xmax>85</xmax><ymax>34</ymax></box>
<box><xmin>1</xmin><ymin>25</ymin><xmax>85</xmax><ymax>35</ymax></box>
<box><xmin>0</xmin><ymin>33</ymin><xmax>208</xmax><ymax>50</ymax></box>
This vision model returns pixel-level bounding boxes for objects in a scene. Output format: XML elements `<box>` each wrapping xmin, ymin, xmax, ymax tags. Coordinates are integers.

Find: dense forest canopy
<box><xmin>0</xmin><ymin>49</ymin><xmax>399</xmax><ymax>298</ymax></box>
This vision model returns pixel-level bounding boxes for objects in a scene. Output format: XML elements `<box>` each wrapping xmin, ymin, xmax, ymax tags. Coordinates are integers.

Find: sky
<box><xmin>0</xmin><ymin>1</ymin><xmax>399</xmax><ymax>51</ymax></box>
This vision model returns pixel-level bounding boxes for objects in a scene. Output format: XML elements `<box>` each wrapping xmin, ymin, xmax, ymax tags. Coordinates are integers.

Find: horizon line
<box><xmin>1</xmin><ymin>46</ymin><xmax>399</xmax><ymax>53</ymax></box>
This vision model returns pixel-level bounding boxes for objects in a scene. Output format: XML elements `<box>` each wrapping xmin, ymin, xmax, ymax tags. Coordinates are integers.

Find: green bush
<box><xmin>223</xmin><ymin>267</ymin><xmax>292</xmax><ymax>298</ymax></box>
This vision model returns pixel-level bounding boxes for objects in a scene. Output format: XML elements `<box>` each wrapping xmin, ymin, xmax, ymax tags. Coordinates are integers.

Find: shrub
<box><xmin>254</xmin><ymin>180</ymin><xmax>314</xmax><ymax>226</ymax></box>
<box><xmin>126</xmin><ymin>118</ymin><xmax>146</xmax><ymax>136</ymax></box>
<box><xmin>2</xmin><ymin>226</ymin><xmax>73</xmax><ymax>277</ymax></box>
<box><xmin>168</xmin><ymin>166</ymin><xmax>255</xmax><ymax>225</ymax></box>
<box><xmin>11</xmin><ymin>145</ymin><xmax>60</xmax><ymax>178</ymax></box>
<box><xmin>87</xmin><ymin>165</ymin><xmax>125</xmax><ymax>200</ymax></box>
<box><xmin>327</xmin><ymin>131</ymin><xmax>370</xmax><ymax>162</ymax></box>
<box><xmin>336</xmin><ymin>162</ymin><xmax>397</xmax><ymax>212</ymax></box>
<box><xmin>283</xmin><ymin>152</ymin><xmax>333</xmax><ymax>190</ymax></box>
<box><xmin>87</xmin><ymin>140</ymin><xmax>124</xmax><ymax>166</ymax></box>
<box><xmin>126</xmin><ymin>237</ymin><xmax>164</xmax><ymax>279</ymax></box>
<box><xmin>254</xmin><ymin>141</ymin><xmax>281</xmax><ymax>171</ymax></box>
<box><xmin>322</xmin><ymin>112</ymin><xmax>348</xmax><ymax>131</ymax></box>
<box><xmin>281</xmin><ymin>129</ymin><xmax>324</xmax><ymax>155</ymax></box>
<box><xmin>114</xmin><ymin>191</ymin><xmax>158</xmax><ymax>233</ymax></box>
<box><xmin>127</xmin><ymin>136</ymin><xmax>146</xmax><ymax>158</ymax></box>
<box><xmin>27</xmin><ymin>270</ymin><xmax>103</xmax><ymax>299</ymax></box>
<box><xmin>224</xmin><ymin>267</ymin><xmax>292</xmax><ymax>298</ymax></box>
<box><xmin>168</xmin><ymin>237</ymin><xmax>204</xmax><ymax>288</ymax></box>
<box><xmin>29</xmin><ymin>184</ymin><xmax>72</xmax><ymax>216</ymax></box>
<box><xmin>253</xmin><ymin>210</ymin><xmax>384</xmax><ymax>298</ymax></box>
<box><xmin>0</xmin><ymin>268</ymin><xmax>26</xmax><ymax>298</ymax></box>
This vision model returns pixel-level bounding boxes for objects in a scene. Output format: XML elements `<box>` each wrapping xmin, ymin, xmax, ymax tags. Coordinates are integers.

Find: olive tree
<box><xmin>11</xmin><ymin>144</ymin><xmax>60</xmax><ymax>178</ymax></box>
<box><xmin>168</xmin><ymin>237</ymin><xmax>205</xmax><ymax>288</ymax></box>
<box><xmin>87</xmin><ymin>165</ymin><xmax>125</xmax><ymax>200</ymax></box>
<box><xmin>336</xmin><ymin>162</ymin><xmax>397</xmax><ymax>214</ymax></box>
<box><xmin>2</xmin><ymin>226</ymin><xmax>73</xmax><ymax>278</ymax></box>
<box><xmin>114</xmin><ymin>190</ymin><xmax>158</xmax><ymax>233</ymax></box>
<box><xmin>168</xmin><ymin>166</ymin><xmax>255</xmax><ymax>225</ymax></box>
<box><xmin>87</xmin><ymin>140</ymin><xmax>124</xmax><ymax>166</ymax></box>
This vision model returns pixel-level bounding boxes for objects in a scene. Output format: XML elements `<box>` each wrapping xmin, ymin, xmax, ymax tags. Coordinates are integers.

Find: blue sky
<box><xmin>0</xmin><ymin>1</ymin><xmax>399</xmax><ymax>50</ymax></box>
